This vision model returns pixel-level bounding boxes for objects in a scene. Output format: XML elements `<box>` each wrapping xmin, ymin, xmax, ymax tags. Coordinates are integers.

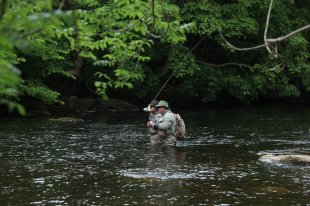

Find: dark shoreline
<box><xmin>1</xmin><ymin>95</ymin><xmax>309</xmax><ymax>118</ymax></box>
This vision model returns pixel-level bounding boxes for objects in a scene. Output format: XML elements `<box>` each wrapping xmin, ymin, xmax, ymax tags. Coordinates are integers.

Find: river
<box><xmin>0</xmin><ymin>105</ymin><xmax>309</xmax><ymax>205</ymax></box>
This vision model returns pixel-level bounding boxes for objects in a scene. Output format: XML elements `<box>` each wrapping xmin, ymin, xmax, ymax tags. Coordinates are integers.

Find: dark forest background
<box><xmin>0</xmin><ymin>0</ymin><xmax>309</xmax><ymax>114</ymax></box>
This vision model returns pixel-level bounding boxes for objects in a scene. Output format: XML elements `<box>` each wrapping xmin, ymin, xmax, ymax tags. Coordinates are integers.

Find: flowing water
<box><xmin>0</xmin><ymin>106</ymin><xmax>310</xmax><ymax>205</ymax></box>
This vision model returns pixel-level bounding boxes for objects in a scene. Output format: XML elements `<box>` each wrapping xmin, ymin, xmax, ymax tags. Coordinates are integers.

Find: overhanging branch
<box><xmin>219</xmin><ymin>32</ymin><xmax>268</xmax><ymax>51</ymax></box>
<box><xmin>219</xmin><ymin>0</ymin><xmax>310</xmax><ymax>58</ymax></box>
<box><xmin>266</xmin><ymin>24</ymin><xmax>310</xmax><ymax>43</ymax></box>
<box><xmin>264</xmin><ymin>0</ymin><xmax>274</xmax><ymax>54</ymax></box>
<box><xmin>196</xmin><ymin>60</ymin><xmax>252</xmax><ymax>69</ymax></box>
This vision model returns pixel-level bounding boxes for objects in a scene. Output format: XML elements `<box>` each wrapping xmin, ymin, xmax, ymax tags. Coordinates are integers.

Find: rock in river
<box><xmin>258</xmin><ymin>154</ymin><xmax>310</xmax><ymax>165</ymax></box>
<box><xmin>49</xmin><ymin>117</ymin><xmax>84</xmax><ymax>123</ymax></box>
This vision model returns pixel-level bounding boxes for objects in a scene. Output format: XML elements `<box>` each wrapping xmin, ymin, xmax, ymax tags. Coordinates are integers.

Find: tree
<box><xmin>1</xmin><ymin>0</ymin><xmax>309</xmax><ymax>112</ymax></box>
<box><xmin>167</xmin><ymin>0</ymin><xmax>310</xmax><ymax>103</ymax></box>
<box><xmin>0</xmin><ymin>0</ymin><xmax>191</xmax><ymax>114</ymax></box>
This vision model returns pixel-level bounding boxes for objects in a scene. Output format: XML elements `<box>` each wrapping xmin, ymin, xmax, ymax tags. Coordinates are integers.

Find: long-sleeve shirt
<box><xmin>148</xmin><ymin>112</ymin><xmax>161</xmax><ymax>134</ymax></box>
<box><xmin>154</xmin><ymin>110</ymin><xmax>176</xmax><ymax>136</ymax></box>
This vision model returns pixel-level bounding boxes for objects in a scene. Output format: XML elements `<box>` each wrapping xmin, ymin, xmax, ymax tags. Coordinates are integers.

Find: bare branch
<box><xmin>139</xmin><ymin>0</ymin><xmax>172</xmax><ymax>42</ymax></box>
<box><xmin>58</xmin><ymin>0</ymin><xmax>65</xmax><ymax>10</ymax></box>
<box><xmin>146</xmin><ymin>30</ymin><xmax>162</xmax><ymax>38</ymax></box>
<box><xmin>219</xmin><ymin>32</ymin><xmax>268</xmax><ymax>51</ymax></box>
<box><xmin>21</xmin><ymin>28</ymin><xmax>43</xmax><ymax>37</ymax></box>
<box><xmin>145</xmin><ymin>23</ymin><xmax>170</xmax><ymax>39</ymax></box>
<box><xmin>219</xmin><ymin>0</ymin><xmax>310</xmax><ymax>58</ymax></box>
<box><xmin>263</xmin><ymin>0</ymin><xmax>272</xmax><ymax>41</ymax></box>
<box><xmin>196</xmin><ymin>60</ymin><xmax>253</xmax><ymax>69</ymax></box>
<box><xmin>266</xmin><ymin>24</ymin><xmax>310</xmax><ymax>43</ymax></box>
<box><xmin>264</xmin><ymin>0</ymin><xmax>273</xmax><ymax>54</ymax></box>
<box><xmin>152</xmin><ymin>1</ymin><xmax>170</xmax><ymax>38</ymax></box>
<box><xmin>143</xmin><ymin>20</ymin><xmax>170</xmax><ymax>39</ymax></box>
<box><xmin>132</xmin><ymin>0</ymin><xmax>156</xmax><ymax>70</ymax></box>
<box><xmin>269</xmin><ymin>63</ymin><xmax>284</xmax><ymax>71</ymax></box>
<box><xmin>149</xmin><ymin>0</ymin><xmax>156</xmax><ymax>33</ymax></box>
<box><xmin>135</xmin><ymin>0</ymin><xmax>156</xmax><ymax>51</ymax></box>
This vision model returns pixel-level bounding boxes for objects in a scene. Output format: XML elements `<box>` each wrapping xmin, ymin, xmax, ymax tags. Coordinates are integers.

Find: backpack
<box><xmin>175</xmin><ymin>114</ymin><xmax>186</xmax><ymax>140</ymax></box>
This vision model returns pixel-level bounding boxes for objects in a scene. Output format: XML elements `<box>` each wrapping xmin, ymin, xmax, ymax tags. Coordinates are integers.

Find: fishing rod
<box><xmin>153</xmin><ymin>72</ymin><xmax>174</xmax><ymax>100</ymax></box>
<box><xmin>143</xmin><ymin>72</ymin><xmax>174</xmax><ymax>112</ymax></box>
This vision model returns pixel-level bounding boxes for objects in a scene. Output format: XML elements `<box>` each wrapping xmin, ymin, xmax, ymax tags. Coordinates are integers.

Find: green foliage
<box><xmin>168</xmin><ymin>45</ymin><xmax>200</xmax><ymax>78</ymax></box>
<box><xmin>20</xmin><ymin>81</ymin><xmax>63</xmax><ymax>105</ymax></box>
<box><xmin>58</xmin><ymin>0</ymin><xmax>189</xmax><ymax>98</ymax></box>
<box><xmin>179</xmin><ymin>66</ymin><xmax>223</xmax><ymax>102</ymax></box>
<box><xmin>1</xmin><ymin>0</ymin><xmax>310</xmax><ymax>112</ymax></box>
<box><xmin>182</xmin><ymin>0</ymin><xmax>222</xmax><ymax>36</ymax></box>
<box><xmin>0</xmin><ymin>0</ymin><xmax>189</xmax><ymax>113</ymax></box>
<box><xmin>0</xmin><ymin>0</ymin><xmax>73</xmax><ymax>113</ymax></box>
<box><xmin>283</xmin><ymin>35</ymin><xmax>309</xmax><ymax>75</ymax></box>
<box><xmin>172</xmin><ymin>0</ymin><xmax>310</xmax><ymax>103</ymax></box>
<box><xmin>220</xmin><ymin>3</ymin><xmax>258</xmax><ymax>37</ymax></box>
<box><xmin>94</xmin><ymin>63</ymin><xmax>145</xmax><ymax>99</ymax></box>
<box><xmin>131</xmin><ymin>67</ymin><xmax>160</xmax><ymax>98</ymax></box>
<box><xmin>0</xmin><ymin>65</ymin><xmax>25</xmax><ymax>115</ymax></box>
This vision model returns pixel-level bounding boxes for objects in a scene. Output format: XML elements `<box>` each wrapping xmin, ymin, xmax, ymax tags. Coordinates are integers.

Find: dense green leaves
<box><xmin>0</xmin><ymin>0</ymin><xmax>188</xmax><ymax>112</ymax></box>
<box><xmin>173</xmin><ymin>0</ymin><xmax>310</xmax><ymax>103</ymax></box>
<box><xmin>0</xmin><ymin>0</ymin><xmax>73</xmax><ymax>113</ymax></box>
<box><xmin>169</xmin><ymin>45</ymin><xmax>200</xmax><ymax>78</ymax></box>
<box><xmin>0</xmin><ymin>0</ymin><xmax>309</xmax><ymax>113</ymax></box>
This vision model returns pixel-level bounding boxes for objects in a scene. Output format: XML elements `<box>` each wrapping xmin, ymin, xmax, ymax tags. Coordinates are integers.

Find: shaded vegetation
<box><xmin>0</xmin><ymin>0</ymin><xmax>309</xmax><ymax>114</ymax></box>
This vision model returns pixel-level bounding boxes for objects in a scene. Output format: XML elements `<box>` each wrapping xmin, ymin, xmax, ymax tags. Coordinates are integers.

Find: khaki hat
<box><xmin>155</xmin><ymin>100</ymin><xmax>169</xmax><ymax>109</ymax></box>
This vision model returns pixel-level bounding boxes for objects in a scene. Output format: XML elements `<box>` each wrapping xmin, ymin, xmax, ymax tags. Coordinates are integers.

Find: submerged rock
<box><xmin>258</xmin><ymin>154</ymin><xmax>310</xmax><ymax>165</ymax></box>
<box><xmin>49</xmin><ymin>117</ymin><xmax>84</xmax><ymax>123</ymax></box>
<box><xmin>250</xmin><ymin>186</ymin><xmax>289</xmax><ymax>193</ymax></box>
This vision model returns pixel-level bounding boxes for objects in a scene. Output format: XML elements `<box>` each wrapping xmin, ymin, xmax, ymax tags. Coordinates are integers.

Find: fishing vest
<box><xmin>156</xmin><ymin>110</ymin><xmax>176</xmax><ymax>137</ymax></box>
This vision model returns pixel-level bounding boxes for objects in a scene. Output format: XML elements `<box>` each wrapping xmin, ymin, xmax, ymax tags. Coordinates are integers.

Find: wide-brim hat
<box><xmin>155</xmin><ymin>100</ymin><xmax>169</xmax><ymax>109</ymax></box>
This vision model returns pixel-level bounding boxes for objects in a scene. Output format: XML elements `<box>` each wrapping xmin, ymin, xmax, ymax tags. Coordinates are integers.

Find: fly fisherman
<box><xmin>146</xmin><ymin>100</ymin><xmax>160</xmax><ymax>135</ymax></box>
<box><xmin>148</xmin><ymin>100</ymin><xmax>177</xmax><ymax>146</ymax></box>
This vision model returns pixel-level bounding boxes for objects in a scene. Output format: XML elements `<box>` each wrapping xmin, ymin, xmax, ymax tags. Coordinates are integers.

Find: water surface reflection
<box><xmin>0</xmin><ymin>106</ymin><xmax>309</xmax><ymax>205</ymax></box>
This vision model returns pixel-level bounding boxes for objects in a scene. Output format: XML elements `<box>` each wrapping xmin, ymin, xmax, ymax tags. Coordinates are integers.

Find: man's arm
<box><xmin>154</xmin><ymin>114</ymin><xmax>173</xmax><ymax>130</ymax></box>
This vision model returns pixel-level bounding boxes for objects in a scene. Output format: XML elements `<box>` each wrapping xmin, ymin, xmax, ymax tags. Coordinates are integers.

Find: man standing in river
<box><xmin>148</xmin><ymin>100</ymin><xmax>177</xmax><ymax>146</ymax></box>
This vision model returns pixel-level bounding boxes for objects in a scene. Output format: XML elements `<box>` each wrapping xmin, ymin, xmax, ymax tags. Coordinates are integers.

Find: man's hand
<box><xmin>147</xmin><ymin>121</ymin><xmax>155</xmax><ymax>128</ymax></box>
<box><xmin>147</xmin><ymin>121</ymin><xmax>152</xmax><ymax>127</ymax></box>
<box><xmin>147</xmin><ymin>104</ymin><xmax>151</xmax><ymax>112</ymax></box>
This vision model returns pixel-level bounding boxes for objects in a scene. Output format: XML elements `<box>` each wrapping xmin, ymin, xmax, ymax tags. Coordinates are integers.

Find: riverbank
<box><xmin>0</xmin><ymin>96</ymin><xmax>141</xmax><ymax>117</ymax></box>
<box><xmin>1</xmin><ymin>94</ymin><xmax>310</xmax><ymax>117</ymax></box>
